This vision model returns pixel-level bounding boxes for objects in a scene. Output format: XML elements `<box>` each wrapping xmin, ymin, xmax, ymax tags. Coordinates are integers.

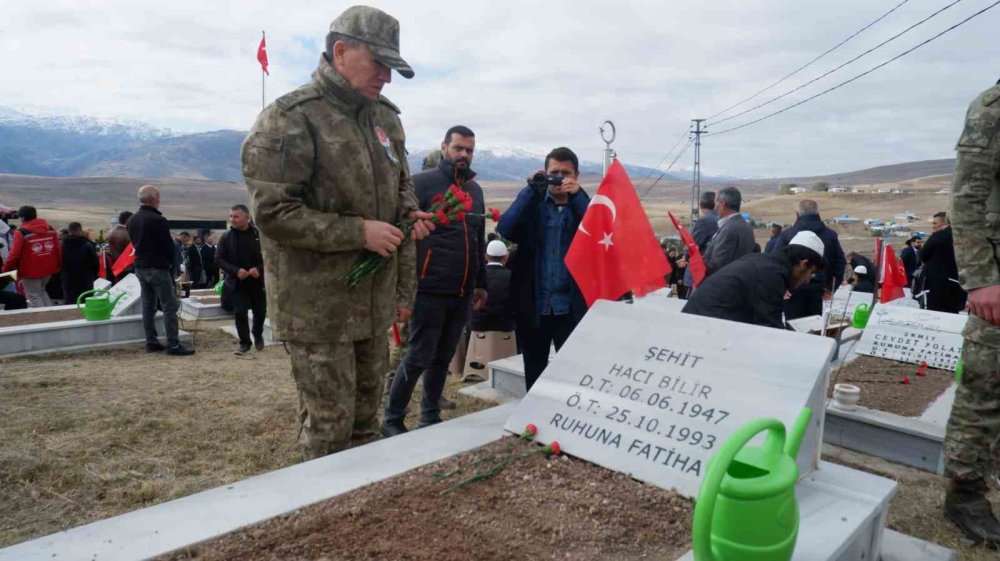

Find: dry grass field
<box><xmin>0</xmin><ymin>319</ymin><xmax>494</xmax><ymax>547</ymax></box>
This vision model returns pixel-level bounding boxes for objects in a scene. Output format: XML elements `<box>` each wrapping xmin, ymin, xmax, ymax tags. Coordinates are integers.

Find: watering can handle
<box><xmin>692</xmin><ymin>418</ymin><xmax>786</xmax><ymax>561</ymax></box>
<box><xmin>76</xmin><ymin>289</ymin><xmax>110</xmax><ymax>310</ymax></box>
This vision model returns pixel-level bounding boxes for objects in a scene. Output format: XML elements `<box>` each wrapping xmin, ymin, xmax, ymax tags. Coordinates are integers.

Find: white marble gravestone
<box><xmin>109</xmin><ymin>273</ymin><xmax>142</xmax><ymax>316</ymax></box>
<box><xmin>855</xmin><ymin>305</ymin><xmax>968</xmax><ymax>371</ymax></box>
<box><xmin>504</xmin><ymin>300</ymin><xmax>835</xmax><ymax>497</ymax></box>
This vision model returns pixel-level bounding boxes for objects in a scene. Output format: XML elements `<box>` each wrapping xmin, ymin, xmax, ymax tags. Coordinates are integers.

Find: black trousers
<box><xmin>783</xmin><ymin>283</ymin><xmax>823</xmax><ymax>321</ymax></box>
<box><xmin>385</xmin><ymin>293</ymin><xmax>472</xmax><ymax>426</ymax></box>
<box><xmin>232</xmin><ymin>288</ymin><xmax>267</xmax><ymax>345</ymax></box>
<box><xmin>520</xmin><ymin>313</ymin><xmax>577</xmax><ymax>391</ymax></box>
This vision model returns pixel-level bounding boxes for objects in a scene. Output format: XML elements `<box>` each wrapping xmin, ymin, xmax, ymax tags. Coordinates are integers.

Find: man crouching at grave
<box><xmin>496</xmin><ymin>148</ymin><xmax>590</xmax><ymax>391</ymax></box>
<box><xmin>682</xmin><ymin>231</ymin><xmax>825</xmax><ymax>329</ymax></box>
<box><xmin>381</xmin><ymin>126</ymin><xmax>488</xmax><ymax>437</ymax></box>
<box><xmin>241</xmin><ymin>6</ymin><xmax>435</xmax><ymax>459</ymax></box>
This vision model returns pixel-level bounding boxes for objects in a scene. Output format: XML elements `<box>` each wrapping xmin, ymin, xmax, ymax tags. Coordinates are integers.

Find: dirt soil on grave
<box><xmin>161</xmin><ymin>437</ymin><xmax>693</xmax><ymax>561</ymax></box>
<box><xmin>0</xmin><ymin>319</ymin><xmax>494</xmax><ymax>547</ymax></box>
<box><xmin>827</xmin><ymin>355</ymin><xmax>954</xmax><ymax>417</ymax></box>
<box><xmin>0</xmin><ymin>308</ymin><xmax>84</xmax><ymax>328</ymax></box>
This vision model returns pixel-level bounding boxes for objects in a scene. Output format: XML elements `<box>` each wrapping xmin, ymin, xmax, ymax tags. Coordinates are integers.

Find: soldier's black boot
<box><xmin>380</xmin><ymin>421</ymin><xmax>408</xmax><ymax>438</ymax></box>
<box><xmin>944</xmin><ymin>478</ymin><xmax>1000</xmax><ymax>548</ymax></box>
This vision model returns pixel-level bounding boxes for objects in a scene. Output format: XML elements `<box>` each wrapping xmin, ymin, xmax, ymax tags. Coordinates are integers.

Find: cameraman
<box><xmin>497</xmin><ymin>147</ymin><xmax>590</xmax><ymax>391</ymax></box>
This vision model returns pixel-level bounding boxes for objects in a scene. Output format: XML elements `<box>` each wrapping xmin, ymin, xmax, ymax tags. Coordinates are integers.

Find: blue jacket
<box><xmin>772</xmin><ymin>214</ymin><xmax>847</xmax><ymax>289</ymax></box>
<box><xmin>496</xmin><ymin>185</ymin><xmax>590</xmax><ymax>327</ymax></box>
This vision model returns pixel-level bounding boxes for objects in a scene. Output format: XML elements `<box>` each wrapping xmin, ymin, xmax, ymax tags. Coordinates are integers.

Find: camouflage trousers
<box><xmin>943</xmin><ymin>315</ymin><xmax>1000</xmax><ymax>481</ymax></box>
<box><xmin>288</xmin><ymin>332</ymin><xmax>388</xmax><ymax>460</ymax></box>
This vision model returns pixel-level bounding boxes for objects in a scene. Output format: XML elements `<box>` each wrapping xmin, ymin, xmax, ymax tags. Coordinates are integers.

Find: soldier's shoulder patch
<box><xmin>378</xmin><ymin>95</ymin><xmax>401</xmax><ymax>115</ymax></box>
<box><xmin>982</xmin><ymin>86</ymin><xmax>1000</xmax><ymax>107</ymax></box>
<box><xmin>275</xmin><ymin>87</ymin><xmax>323</xmax><ymax>112</ymax></box>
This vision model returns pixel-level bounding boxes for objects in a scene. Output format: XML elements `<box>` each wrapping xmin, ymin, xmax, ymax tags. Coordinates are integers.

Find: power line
<box><xmin>709</xmin><ymin>0</ymin><xmax>999</xmax><ymax>137</ymax></box>
<box><xmin>706</xmin><ymin>0</ymin><xmax>912</xmax><ymax>121</ymax></box>
<box><xmin>709</xmin><ymin>0</ymin><xmax>964</xmax><ymax>127</ymax></box>
<box><xmin>635</xmin><ymin>128</ymin><xmax>689</xmax><ymax>189</ymax></box>
<box><xmin>639</xmin><ymin>139</ymin><xmax>693</xmax><ymax>200</ymax></box>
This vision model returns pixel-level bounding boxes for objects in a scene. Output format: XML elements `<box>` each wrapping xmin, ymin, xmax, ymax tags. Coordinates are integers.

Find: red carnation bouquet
<box><xmin>345</xmin><ymin>185</ymin><xmax>502</xmax><ymax>288</ymax></box>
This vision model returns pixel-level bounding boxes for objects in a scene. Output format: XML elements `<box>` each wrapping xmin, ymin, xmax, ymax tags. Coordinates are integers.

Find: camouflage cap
<box><xmin>330</xmin><ymin>5</ymin><xmax>414</xmax><ymax>79</ymax></box>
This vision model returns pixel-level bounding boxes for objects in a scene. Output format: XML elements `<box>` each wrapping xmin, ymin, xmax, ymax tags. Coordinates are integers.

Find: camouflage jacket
<box><xmin>950</xmin><ymin>83</ymin><xmax>1000</xmax><ymax>292</ymax></box>
<box><xmin>241</xmin><ymin>56</ymin><xmax>418</xmax><ymax>343</ymax></box>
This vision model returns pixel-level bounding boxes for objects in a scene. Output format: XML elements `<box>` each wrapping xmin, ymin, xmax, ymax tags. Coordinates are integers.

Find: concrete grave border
<box><xmin>0</xmin><ymin>305</ymin><xmax>190</xmax><ymax>357</ymax></box>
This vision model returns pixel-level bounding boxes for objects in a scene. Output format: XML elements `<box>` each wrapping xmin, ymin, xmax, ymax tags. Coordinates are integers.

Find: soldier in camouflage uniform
<box><xmin>241</xmin><ymin>5</ymin><xmax>434</xmax><ymax>460</ymax></box>
<box><xmin>942</xmin><ymin>78</ymin><xmax>1000</xmax><ymax>547</ymax></box>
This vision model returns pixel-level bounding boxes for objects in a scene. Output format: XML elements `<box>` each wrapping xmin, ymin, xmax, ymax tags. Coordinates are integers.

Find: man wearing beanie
<box><xmin>682</xmin><ymin>230</ymin><xmax>826</xmax><ymax>329</ymax></box>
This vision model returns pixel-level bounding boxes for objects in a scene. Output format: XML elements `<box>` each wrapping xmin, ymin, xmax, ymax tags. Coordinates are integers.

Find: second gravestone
<box><xmin>855</xmin><ymin>305</ymin><xmax>968</xmax><ymax>371</ymax></box>
<box><xmin>504</xmin><ymin>300</ymin><xmax>836</xmax><ymax>497</ymax></box>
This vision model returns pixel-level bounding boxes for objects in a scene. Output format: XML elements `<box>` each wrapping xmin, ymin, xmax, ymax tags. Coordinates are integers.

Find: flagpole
<box><xmin>261</xmin><ymin>31</ymin><xmax>266</xmax><ymax>110</ymax></box>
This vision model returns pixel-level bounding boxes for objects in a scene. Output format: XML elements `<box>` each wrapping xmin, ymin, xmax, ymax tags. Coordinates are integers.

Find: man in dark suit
<box><xmin>771</xmin><ymin>199</ymin><xmax>846</xmax><ymax>320</ymax></box>
<box><xmin>702</xmin><ymin>187</ymin><xmax>755</xmax><ymax>276</ymax></box>
<box><xmin>921</xmin><ymin>212</ymin><xmax>967</xmax><ymax>313</ymax></box>
<box><xmin>683</xmin><ymin>191</ymin><xmax>718</xmax><ymax>290</ymax></box>
<box><xmin>185</xmin><ymin>235</ymin><xmax>206</xmax><ymax>289</ymax></box>
<box><xmin>201</xmin><ymin>234</ymin><xmax>219</xmax><ymax>288</ymax></box>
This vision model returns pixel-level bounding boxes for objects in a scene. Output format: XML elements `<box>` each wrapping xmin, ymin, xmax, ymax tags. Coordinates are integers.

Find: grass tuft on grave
<box><xmin>158</xmin><ymin>436</ymin><xmax>694</xmax><ymax>561</ymax></box>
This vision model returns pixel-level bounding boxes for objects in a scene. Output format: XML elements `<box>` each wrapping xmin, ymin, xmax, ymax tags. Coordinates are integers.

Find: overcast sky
<box><xmin>3</xmin><ymin>0</ymin><xmax>998</xmax><ymax>177</ymax></box>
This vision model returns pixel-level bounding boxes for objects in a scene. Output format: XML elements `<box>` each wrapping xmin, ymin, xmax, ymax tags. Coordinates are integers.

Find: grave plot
<box><xmin>0</xmin><ymin>274</ymin><xmax>188</xmax><ymax>356</ymax></box>
<box><xmin>825</xmin><ymin>306</ymin><xmax>966</xmax><ymax>474</ymax></box>
<box><xmin>158</xmin><ymin>437</ymin><xmax>695</xmax><ymax>561</ymax></box>
<box><xmin>180</xmin><ymin>294</ymin><xmax>231</xmax><ymax>320</ymax></box>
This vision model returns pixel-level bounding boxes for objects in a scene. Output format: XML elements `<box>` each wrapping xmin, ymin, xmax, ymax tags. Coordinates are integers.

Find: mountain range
<box><xmin>0</xmin><ymin>107</ymin><xmax>682</xmax><ymax>184</ymax></box>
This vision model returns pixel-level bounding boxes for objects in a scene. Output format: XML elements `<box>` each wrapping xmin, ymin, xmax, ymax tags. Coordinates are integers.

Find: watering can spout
<box><xmin>784</xmin><ymin>408</ymin><xmax>812</xmax><ymax>459</ymax></box>
<box><xmin>108</xmin><ymin>291</ymin><xmax>126</xmax><ymax>309</ymax></box>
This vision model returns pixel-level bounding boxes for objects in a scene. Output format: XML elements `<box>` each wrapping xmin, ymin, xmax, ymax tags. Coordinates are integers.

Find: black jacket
<box><xmin>128</xmin><ymin>205</ymin><xmax>175</xmax><ymax>270</ymax></box>
<box><xmin>900</xmin><ymin>245</ymin><xmax>919</xmax><ymax>284</ymax></box>
<box><xmin>773</xmin><ymin>214</ymin><xmax>846</xmax><ymax>290</ymax></box>
<box><xmin>216</xmin><ymin>225</ymin><xmax>264</xmax><ymax>293</ymax></box>
<box><xmin>414</xmin><ymin>159</ymin><xmax>487</xmax><ymax>297</ymax></box>
<box><xmin>470</xmin><ymin>263</ymin><xmax>516</xmax><ymax>332</ymax></box>
<box><xmin>919</xmin><ymin>227</ymin><xmax>966</xmax><ymax>313</ymax></box>
<box><xmin>682</xmin><ymin>252</ymin><xmax>793</xmax><ymax>329</ymax></box>
<box><xmin>60</xmin><ymin>235</ymin><xmax>98</xmax><ymax>304</ymax></box>
<box><xmin>849</xmin><ymin>253</ymin><xmax>877</xmax><ymax>285</ymax></box>
<box><xmin>185</xmin><ymin>244</ymin><xmax>205</xmax><ymax>283</ymax></box>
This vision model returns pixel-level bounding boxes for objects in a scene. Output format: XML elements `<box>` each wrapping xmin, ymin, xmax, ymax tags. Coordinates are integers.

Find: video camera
<box><xmin>527</xmin><ymin>172</ymin><xmax>563</xmax><ymax>192</ymax></box>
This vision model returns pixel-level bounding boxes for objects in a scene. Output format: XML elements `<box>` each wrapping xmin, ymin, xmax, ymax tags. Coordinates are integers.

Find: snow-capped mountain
<box><xmin>0</xmin><ymin>106</ymin><xmax>173</xmax><ymax>140</ymax></box>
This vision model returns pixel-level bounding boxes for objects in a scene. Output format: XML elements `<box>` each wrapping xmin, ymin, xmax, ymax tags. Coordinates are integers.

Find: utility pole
<box><xmin>599</xmin><ymin>120</ymin><xmax>616</xmax><ymax>177</ymax></box>
<box><xmin>690</xmin><ymin>119</ymin><xmax>706</xmax><ymax>220</ymax></box>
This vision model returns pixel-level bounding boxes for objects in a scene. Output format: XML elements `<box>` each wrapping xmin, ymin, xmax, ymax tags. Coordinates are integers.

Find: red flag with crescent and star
<box><xmin>257</xmin><ymin>34</ymin><xmax>269</xmax><ymax>75</ymax></box>
<box><xmin>565</xmin><ymin>159</ymin><xmax>671</xmax><ymax>306</ymax></box>
<box><xmin>879</xmin><ymin>244</ymin><xmax>906</xmax><ymax>303</ymax></box>
<box><xmin>668</xmin><ymin>211</ymin><xmax>706</xmax><ymax>287</ymax></box>
<box><xmin>112</xmin><ymin>243</ymin><xmax>136</xmax><ymax>277</ymax></box>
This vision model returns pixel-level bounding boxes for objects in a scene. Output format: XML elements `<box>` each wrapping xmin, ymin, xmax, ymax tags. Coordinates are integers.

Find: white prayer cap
<box><xmin>486</xmin><ymin>240</ymin><xmax>508</xmax><ymax>257</ymax></box>
<box><xmin>788</xmin><ymin>230</ymin><xmax>825</xmax><ymax>259</ymax></box>
<box><xmin>854</xmin><ymin>265</ymin><xmax>868</xmax><ymax>275</ymax></box>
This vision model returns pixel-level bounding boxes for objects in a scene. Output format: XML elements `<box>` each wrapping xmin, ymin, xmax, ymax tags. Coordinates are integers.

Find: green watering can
<box><xmin>693</xmin><ymin>408</ymin><xmax>813</xmax><ymax>561</ymax></box>
<box><xmin>851</xmin><ymin>303</ymin><xmax>871</xmax><ymax>329</ymax></box>
<box><xmin>76</xmin><ymin>289</ymin><xmax>125</xmax><ymax>321</ymax></box>
<box><xmin>214</xmin><ymin>280</ymin><xmax>224</xmax><ymax>295</ymax></box>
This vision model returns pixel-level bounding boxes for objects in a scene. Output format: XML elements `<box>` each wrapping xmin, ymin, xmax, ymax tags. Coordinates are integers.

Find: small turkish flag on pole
<box><xmin>565</xmin><ymin>159</ymin><xmax>671</xmax><ymax>306</ymax></box>
<box><xmin>257</xmin><ymin>32</ymin><xmax>269</xmax><ymax>75</ymax></box>
<box><xmin>112</xmin><ymin>243</ymin><xmax>136</xmax><ymax>277</ymax></box>
<box><xmin>879</xmin><ymin>244</ymin><xmax>906</xmax><ymax>303</ymax></box>
<box><xmin>668</xmin><ymin>211</ymin><xmax>707</xmax><ymax>288</ymax></box>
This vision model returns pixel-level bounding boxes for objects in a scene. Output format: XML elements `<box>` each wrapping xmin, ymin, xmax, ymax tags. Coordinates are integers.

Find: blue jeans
<box><xmin>135</xmin><ymin>267</ymin><xmax>180</xmax><ymax>347</ymax></box>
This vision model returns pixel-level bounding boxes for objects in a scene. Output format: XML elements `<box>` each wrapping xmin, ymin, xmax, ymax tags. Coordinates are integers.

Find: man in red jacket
<box><xmin>2</xmin><ymin>205</ymin><xmax>62</xmax><ymax>307</ymax></box>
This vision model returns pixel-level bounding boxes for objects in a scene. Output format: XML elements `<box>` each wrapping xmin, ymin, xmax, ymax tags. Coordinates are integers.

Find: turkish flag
<box><xmin>879</xmin><ymin>244</ymin><xmax>906</xmax><ymax>303</ymax></box>
<box><xmin>257</xmin><ymin>34</ymin><xmax>269</xmax><ymax>75</ymax></box>
<box><xmin>97</xmin><ymin>248</ymin><xmax>108</xmax><ymax>280</ymax></box>
<box><xmin>112</xmin><ymin>243</ymin><xmax>135</xmax><ymax>277</ymax></box>
<box><xmin>668</xmin><ymin>211</ymin><xmax>707</xmax><ymax>288</ymax></box>
<box><xmin>565</xmin><ymin>160</ymin><xmax>671</xmax><ymax>306</ymax></box>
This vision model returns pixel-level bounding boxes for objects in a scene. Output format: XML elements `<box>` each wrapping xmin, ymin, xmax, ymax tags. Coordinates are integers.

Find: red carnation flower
<box><xmin>432</xmin><ymin>194</ymin><xmax>444</xmax><ymax>204</ymax></box>
<box><xmin>917</xmin><ymin>361</ymin><xmax>928</xmax><ymax>377</ymax></box>
<box><xmin>462</xmin><ymin>197</ymin><xmax>473</xmax><ymax>211</ymax></box>
<box><xmin>455</xmin><ymin>211</ymin><xmax>466</xmax><ymax>221</ymax></box>
<box><xmin>544</xmin><ymin>441</ymin><xmax>561</xmax><ymax>456</ymax></box>
<box><xmin>901</xmin><ymin>376</ymin><xmax>911</xmax><ymax>385</ymax></box>
<box><xmin>488</xmin><ymin>208</ymin><xmax>501</xmax><ymax>222</ymax></box>
<box><xmin>435</xmin><ymin>209</ymin><xmax>450</xmax><ymax>225</ymax></box>
<box><xmin>521</xmin><ymin>423</ymin><xmax>538</xmax><ymax>439</ymax></box>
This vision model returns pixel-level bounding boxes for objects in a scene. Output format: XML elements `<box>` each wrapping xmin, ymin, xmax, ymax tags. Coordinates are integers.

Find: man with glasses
<box><xmin>497</xmin><ymin>147</ymin><xmax>591</xmax><ymax>391</ymax></box>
